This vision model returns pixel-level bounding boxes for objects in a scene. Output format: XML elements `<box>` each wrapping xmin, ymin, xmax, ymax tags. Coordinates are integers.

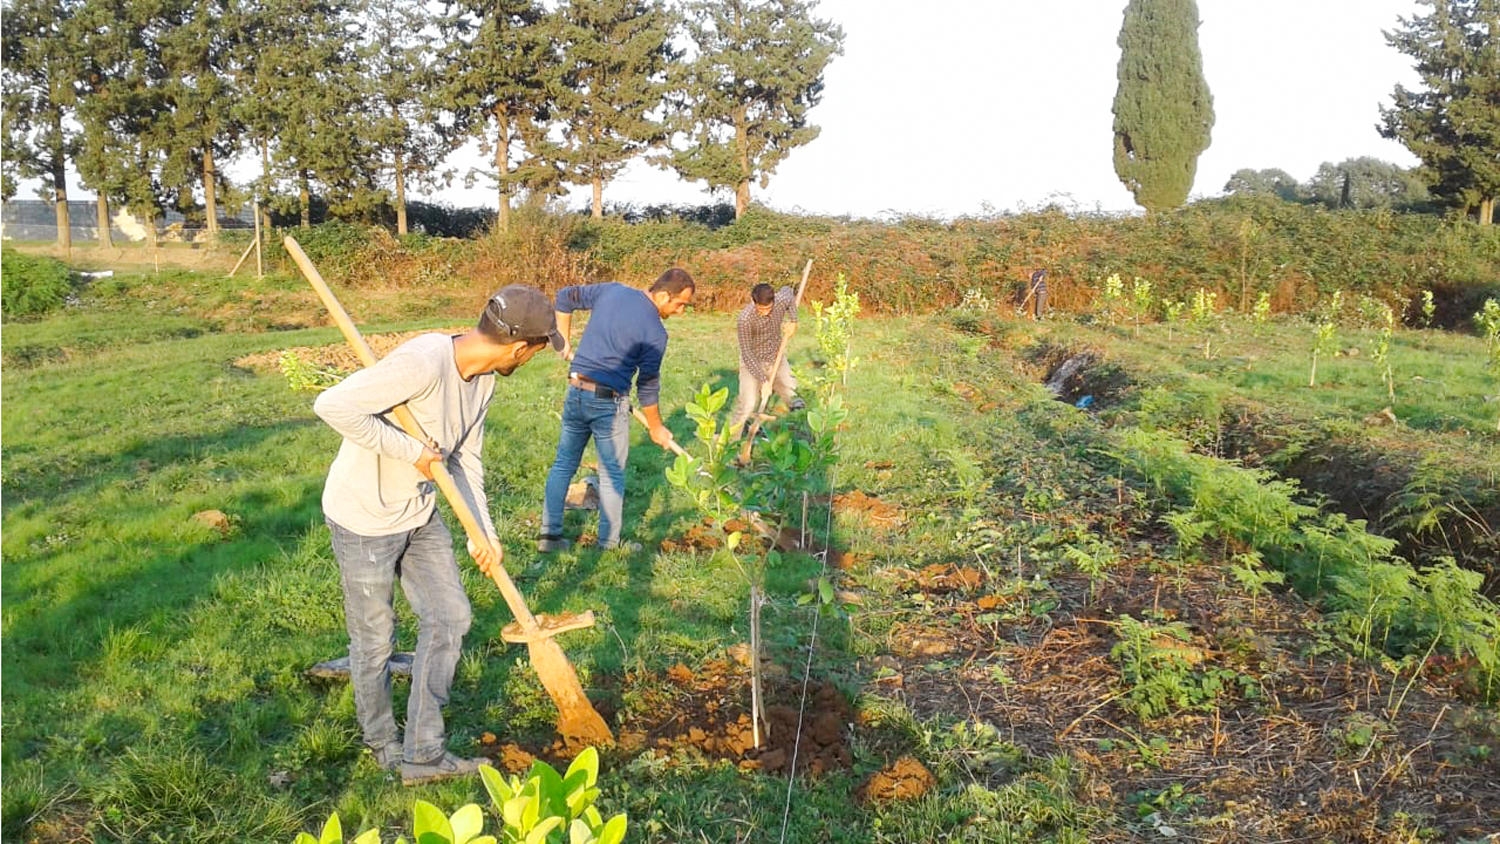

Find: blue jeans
<box><xmin>542</xmin><ymin>385</ymin><xmax>631</xmax><ymax>548</ymax></box>
<box><xmin>328</xmin><ymin>513</ymin><xmax>472</xmax><ymax>764</ymax></box>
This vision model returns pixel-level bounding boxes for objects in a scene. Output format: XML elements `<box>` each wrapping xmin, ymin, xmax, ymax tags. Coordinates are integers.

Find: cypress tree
<box><xmin>1111</xmin><ymin>0</ymin><xmax>1214</xmax><ymax>213</ymax></box>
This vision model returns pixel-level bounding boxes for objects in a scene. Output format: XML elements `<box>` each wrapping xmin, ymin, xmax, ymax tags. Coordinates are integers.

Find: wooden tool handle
<box><xmin>630</xmin><ymin>407</ymin><xmax>689</xmax><ymax>457</ymax></box>
<box><xmin>758</xmin><ymin>259</ymin><xmax>813</xmax><ymax>405</ymax></box>
<box><xmin>286</xmin><ymin>236</ymin><xmax>541</xmax><ymax>632</ymax></box>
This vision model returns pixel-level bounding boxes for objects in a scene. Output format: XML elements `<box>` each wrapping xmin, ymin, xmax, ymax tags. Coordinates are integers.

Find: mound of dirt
<box><xmin>856</xmin><ymin>756</ymin><xmax>935</xmax><ymax>803</ymax></box>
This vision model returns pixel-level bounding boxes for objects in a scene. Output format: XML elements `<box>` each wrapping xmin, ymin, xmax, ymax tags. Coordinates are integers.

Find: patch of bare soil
<box><xmin>19</xmin><ymin>241</ymin><xmax>239</xmax><ymax>274</ymax></box>
<box><xmin>484</xmin><ymin>657</ymin><xmax>854</xmax><ymax>778</ymax></box>
<box><xmin>864</xmin><ymin>556</ymin><xmax>1500</xmax><ymax>842</ymax></box>
<box><xmin>232</xmin><ymin>328</ymin><xmax>467</xmax><ymax>375</ymax></box>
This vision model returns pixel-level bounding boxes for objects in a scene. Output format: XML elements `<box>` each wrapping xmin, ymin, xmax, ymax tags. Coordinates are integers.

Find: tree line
<box><xmin>1110</xmin><ymin>0</ymin><xmax>1496</xmax><ymax>223</ymax></box>
<box><xmin>0</xmin><ymin>0</ymin><xmax>844</xmax><ymax>249</ymax></box>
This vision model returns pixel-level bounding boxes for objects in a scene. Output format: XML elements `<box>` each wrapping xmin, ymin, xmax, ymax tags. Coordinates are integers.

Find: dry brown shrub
<box><xmin>460</xmin><ymin>210</ymin><xmax>595</xmax><ymax>297</ymax></box>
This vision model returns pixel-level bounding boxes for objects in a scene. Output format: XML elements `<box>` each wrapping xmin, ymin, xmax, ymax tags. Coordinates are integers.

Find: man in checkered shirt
<box><xmin>729</xmin><ymin>283</ymin><xmax>805</xmax><ymax>436</ymax></box>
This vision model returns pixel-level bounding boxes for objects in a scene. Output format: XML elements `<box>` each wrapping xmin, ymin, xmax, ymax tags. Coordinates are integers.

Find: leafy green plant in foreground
<box><xmin>292</xmin><ymin>749</ymin><xmax>624</xmax><ymax>844</ymax></box>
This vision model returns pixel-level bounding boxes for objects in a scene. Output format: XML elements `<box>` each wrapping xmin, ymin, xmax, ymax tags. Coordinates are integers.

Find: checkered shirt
<box><xmin>736</xmin><ymin>286</ymin><xmax>798</xmax><ymax>380</ymax></box>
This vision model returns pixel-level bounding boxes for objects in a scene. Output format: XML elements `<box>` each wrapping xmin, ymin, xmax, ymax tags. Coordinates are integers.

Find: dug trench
<box><xmin>1032</xmin><ymin>343</ymin><xmax>1500</xmax><ymax>597</ymax></box>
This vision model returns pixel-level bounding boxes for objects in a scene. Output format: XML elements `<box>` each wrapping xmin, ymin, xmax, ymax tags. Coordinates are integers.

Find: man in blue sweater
<box><xmin>539</xmin><ymin>268</ymin><xmax>696</xmax><ymax>551</ymax></box>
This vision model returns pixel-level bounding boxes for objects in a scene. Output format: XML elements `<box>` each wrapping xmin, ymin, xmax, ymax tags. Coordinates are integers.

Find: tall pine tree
<box><xmin>2</xmin><ymin>0</ymin><xmax>84</xmax><ymax>251</ymax></box>
<box><xmin>547</xmin><ymin>0</ymin><xmax>675</xmax><ymax>219</ymax></box>
<box><xmin>438</xmin><ymin>0</ymin><xmax>557</xmax><ymax>231</ymax></box>
<box><xmin>1381</xmin><ymin>0</ymin><xmax>1500</xmax><ymax>224</ymax></box>
<box><xmin>1111</xmin><ymin>0</ymin><xmax>1214</xmax><ymax>213</ymax></box>
<box><xmin>363</xmin><ymin>0</ymin><xmax>446</xmax><ymax>235</ymax></box>
<box><xmin>663</xmin><ymin>0</ymin><xmax>842</xmax><ymax>219</ymax></box>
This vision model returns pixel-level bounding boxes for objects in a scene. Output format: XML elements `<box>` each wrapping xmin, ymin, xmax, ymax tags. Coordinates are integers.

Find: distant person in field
<box><xmin>1028</xmin><ymin>269</ymin><xmax>1048</xmax><ymax>320</ymax></box>
<box><xmin>729</xmin><ymin>282</ymin><xmax>805</xmax><ymax>437</ymax></box>
<box><xmin>313</xmin><ymin>286</ymin><xmax>564</xmax><ymax>786</ymax></box>
<box><xmin>539</xmin><ymin>268</ymin><xmax>696</xmax><ymax>553</ymax></box>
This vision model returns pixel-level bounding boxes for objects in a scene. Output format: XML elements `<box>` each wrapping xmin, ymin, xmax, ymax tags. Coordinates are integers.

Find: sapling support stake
<box><xmin>284</xmin><ymin>235</ymin><xmax>613</xmax><ymax>747</ymax></box>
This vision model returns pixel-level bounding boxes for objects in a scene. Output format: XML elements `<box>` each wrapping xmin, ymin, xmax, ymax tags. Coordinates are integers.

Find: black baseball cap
<box><xmin>483</xmin><ymin>285</ymin><xmax>565</xmax><ymax>351</ymax></box>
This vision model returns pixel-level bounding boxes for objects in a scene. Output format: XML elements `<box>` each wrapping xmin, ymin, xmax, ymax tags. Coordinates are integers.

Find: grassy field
<box><xmin>3</xmin><ymin>267</ymin><xmax>1499</xmax><ymax>843</ymax></box>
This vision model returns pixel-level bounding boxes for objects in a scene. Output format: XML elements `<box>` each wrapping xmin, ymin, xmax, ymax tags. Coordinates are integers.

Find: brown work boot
<box><xmin>401</xmin><ymin>751</ymin><xmax>484</xmax><ymax>786</ymax></box>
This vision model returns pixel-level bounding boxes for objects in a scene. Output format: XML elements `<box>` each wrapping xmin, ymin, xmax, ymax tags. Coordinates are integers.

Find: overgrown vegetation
<box><xmin>1</xmin><ymin>249</ymin><xmax>74</xmax><ymax>319</ymax></box>
<box><xmin>206</xmin><ymin>201</ymin><xmax>1500</xmax><ymax>326</ymax></box>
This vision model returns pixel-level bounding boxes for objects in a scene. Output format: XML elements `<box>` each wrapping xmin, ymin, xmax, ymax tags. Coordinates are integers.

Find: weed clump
<box><xmin>1</xmin><ymin>251</ymin><xmax>74</xmax><ymax>320</ymax></box>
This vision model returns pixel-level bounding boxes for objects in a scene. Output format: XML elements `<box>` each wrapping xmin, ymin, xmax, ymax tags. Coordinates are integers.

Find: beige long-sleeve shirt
<box><xmin>314</xmin><ymin>333</ymin><xmax>497</xmax><ymax>539</ymax></box>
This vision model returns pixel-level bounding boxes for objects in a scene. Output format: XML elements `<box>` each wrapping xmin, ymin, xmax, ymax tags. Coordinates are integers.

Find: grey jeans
<box><xmin>327</xmin><ymin>513</ymin><xmax>472</xmax><ymax>764</ymax></box>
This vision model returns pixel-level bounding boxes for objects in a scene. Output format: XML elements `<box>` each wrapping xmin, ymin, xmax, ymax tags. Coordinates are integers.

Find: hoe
<box><xmin>285</xmin><ymin>235</ymin><xmax>614</xmax><ymax>747</ymax></box>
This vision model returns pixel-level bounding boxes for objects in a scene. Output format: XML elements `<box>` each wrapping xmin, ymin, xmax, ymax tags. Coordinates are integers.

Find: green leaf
<box><xmin>665</xmin><ymin>456</ymin><xmax>689</xmax><ymax>488</ymax></box>
<box><xmin>563</xmin><ymin>746</ymin><xmax>600</xmax><ymax>791</ymax></box>
<box><xmin>449</xmin><ymin>804</ymin><xmax>485</xmax><ymax>844</ymax></box>
<box><xmin>595</xmin><ymin>814</ymin><xmax>628</xmax><ymax>844</ymax></box>
<box><xmin>412</xmin><ymin>801</ymin><xmax>452</xmax><ymax>841</ymax></box>
<box><xmin>818</xmin><ymin>577</ymin><xmax>835</xmax><ymax>605</ymax></box>
<box><xmin>527</xmin><ymin>760</ymin><xmax>567</xmax><ymax>818</ymax></box>
<box><xmin>501</xmin><ymin>795</ymin><xmax>531</xmax><ymax>830</ymax></box>
<box><xmin>316</xmin><ymin>809</ymin><xmax>343</xmax><ymax>844</ymax></box>
<box><xmin>522</xmin><ymin>816</ymin><xmax>564</xmax><ymax>844</ymax></box>
<box><xmin>294</xmin><ymin>834</ymin><xmax>318</xmax><ymax>844</ymax></box>
<box><xmin>352</xmin><ymin>831</ymin><xmax>383</xmax><ymax>844</ymax></box>
<box><xmin>708</xmin><ymin>386</ymin><xmax>730</xmax><ymax>413</ymax></box>
<box><xmin>726</xmin><ymin>531</ymin><xmax>742</xmax><ymax>552</ymax></box>
<box><xmin>480</xmin><ymin>765</ymin><xmax>512</xmax><ymax>808</ymax></box>
<box><xmin>319</xmin><ymin>813</ymin><xmax>343</xmax><ymax>844</ymax></box>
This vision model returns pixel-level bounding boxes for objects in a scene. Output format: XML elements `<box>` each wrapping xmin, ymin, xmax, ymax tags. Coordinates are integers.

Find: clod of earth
<box><xmin>857</xmin><ymin>756</ymin><xmax>936</xmax><ymax>803</ymax></box>
<box><xmin>191</xmin><ymin>509</ymin><xmax>232</xmax><ymax>537</ymax></box>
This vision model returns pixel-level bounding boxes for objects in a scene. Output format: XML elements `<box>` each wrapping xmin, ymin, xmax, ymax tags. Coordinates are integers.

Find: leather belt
<box><xmin>569</xmin><ymin>373</ymin><xmax>620</xmax><ymax>399</ymax></box>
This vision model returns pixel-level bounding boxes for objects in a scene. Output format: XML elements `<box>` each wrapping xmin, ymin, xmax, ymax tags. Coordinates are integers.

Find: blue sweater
<box><xmin>556</xmin><ymin>282</ymin><xmax>668</xmax><ymax>407</ymax></box>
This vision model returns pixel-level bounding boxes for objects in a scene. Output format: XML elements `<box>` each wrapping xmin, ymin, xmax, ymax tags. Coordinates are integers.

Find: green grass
<box><xmin>4</xmin><ymin>277</ymin><xmax>1497</xmax><ymax>842</ymax></box>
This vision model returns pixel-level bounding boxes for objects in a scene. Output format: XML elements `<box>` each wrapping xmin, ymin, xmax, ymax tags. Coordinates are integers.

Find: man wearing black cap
<box><xmin>313</xmin><ymin>284</ymin><xmax>563</xmax><ymax>786</ymax></box>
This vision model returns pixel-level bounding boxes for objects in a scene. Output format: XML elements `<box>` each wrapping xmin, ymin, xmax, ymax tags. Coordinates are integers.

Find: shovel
<box><xmin>737</xmin><ymin>259</ymin><xmax>813</xmax><ymax>464</ymax></box>
<box><xmin>285</xmin><ymin>236</ymin><xmax>613</xmax><ymax>747</ymax></box>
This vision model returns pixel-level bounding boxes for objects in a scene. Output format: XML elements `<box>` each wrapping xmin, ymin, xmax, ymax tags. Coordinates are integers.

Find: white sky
<box><xmin>22</xmin><ymin>0</ymin><xmax>1425</xmax><ymax>221</ymax></box>
<box><xmin>510</xmin><ymin>0</ymin><xmax>1426</xmax><ymax>219</ymax></box>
